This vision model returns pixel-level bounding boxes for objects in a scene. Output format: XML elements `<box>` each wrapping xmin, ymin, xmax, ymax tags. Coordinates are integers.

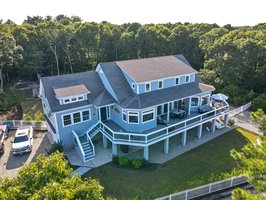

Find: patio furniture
<box><xmin>198</xmin><ymin>104</ymin><xmax>213</xmax><ymax>113</ymax></box>
<box><xmin>157</xmin><ymin>115</ymin><xmax>168</xmax><ymax>125</ymax></box>
<box><xmin>171</xmin><ymin>109</ymin><xmax>186</xmax><ymax>118</ymax></box>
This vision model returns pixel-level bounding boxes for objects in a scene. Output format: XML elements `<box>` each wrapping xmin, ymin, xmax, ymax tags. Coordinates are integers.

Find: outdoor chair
<box><xmin>157</xmin><ymin>115</ymin><xmax>168</xmax><ymax>125</ymax></box>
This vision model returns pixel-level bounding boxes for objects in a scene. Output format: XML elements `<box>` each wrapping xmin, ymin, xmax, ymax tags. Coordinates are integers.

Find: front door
<box><xmin>100</xmin><ymin>107</ymin><xmax>107</xmax><ymax>121</ymax></box>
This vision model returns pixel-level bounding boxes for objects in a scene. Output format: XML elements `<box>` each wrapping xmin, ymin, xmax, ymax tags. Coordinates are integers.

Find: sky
<box><xmin>1</xmin><ymin>0</ymin><xmax>265</xmax><ymax>26</ymax></box>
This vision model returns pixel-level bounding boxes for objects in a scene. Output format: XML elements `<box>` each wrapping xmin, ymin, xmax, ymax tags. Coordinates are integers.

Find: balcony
<box><xmin>99</xmin><ymin>104</ymin><xmax>229</xmax><ymax>146</ymax></box>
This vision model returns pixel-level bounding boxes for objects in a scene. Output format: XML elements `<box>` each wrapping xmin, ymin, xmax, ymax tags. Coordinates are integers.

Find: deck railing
<box><xmin>100</xmin><ymin>104</ymin><xmax>229</xmax><ymax>145</ymax></box>
<box><xmin>72</xmin><ymin>130</ymin><xmax>85</xmax><ymax>163</ymax></box>
<box><xmin>228</xmin><ymin>102</ymin><xmax>251</xmax><ymax>118</ymax></box>
<box><xmin>155</xmin><ymin>175</ymin><xmax>248</xmax><ymax>200</ymax></box>
<box><xmin>0</xmin><ymin>120</ymin><xmax>47</xmax><ymax>130</ymax></box>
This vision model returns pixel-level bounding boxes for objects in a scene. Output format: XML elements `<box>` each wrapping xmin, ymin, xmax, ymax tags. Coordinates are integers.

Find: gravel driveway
<box><xmin>0</xmin><ymin>130</ymin><xmax>51</xmax><ymax>179</ymax></box>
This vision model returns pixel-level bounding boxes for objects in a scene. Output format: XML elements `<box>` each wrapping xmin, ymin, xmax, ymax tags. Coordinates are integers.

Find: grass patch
<box><xmin>0</xmin><ymin>85</ymin><xmax>44</xmax><ymax>121</ymax></box>
<box><xmin>85</xmin><ymin>128</ymin><xmax>259</xmax><ymax>199</ymax></box>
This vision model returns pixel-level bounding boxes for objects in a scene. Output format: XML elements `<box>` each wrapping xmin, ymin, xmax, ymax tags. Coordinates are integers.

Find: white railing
<box><xmin>228</xmin><ymin>102</ymin><xmax>251</xmax><ymax>118</ymax></box>
<box><xmin>85</xmin><ymin>121</ymin><xmax>101</xmax><ymax>139</ymax></box>
<box><xmin>99</xmin><ymin>104</ymin><xmax>229</xmax><ymax>145</ymax></box>
<box><xmin>155</xmin><ymin>175</ymin><xmax>248</xmax><ymax>200</ymax></box>
<box><xmin>86</xmin><ymin>131</ymin><xmax>95</xmax><ymax>159</ymax></box>
<box><xmin>0</xmin><ymin>120</ymin><xmax>47</xmax><ymax>130</ymax></box>
<box><xmin>72</xmin><ymin>130</ymin><xmax>85</xmax><ymax>163</ymax></box>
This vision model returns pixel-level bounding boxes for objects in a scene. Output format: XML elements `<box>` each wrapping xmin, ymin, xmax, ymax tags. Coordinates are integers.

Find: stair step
<box><xmin>84</xmin><ymin>148</ymin><xmax>93</xmax><ymax>153</ymax></box>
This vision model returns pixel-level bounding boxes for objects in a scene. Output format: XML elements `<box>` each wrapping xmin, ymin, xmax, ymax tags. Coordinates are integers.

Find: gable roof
<box><xmin>53</xmin><ymin>84</ymin><xmax>90</xmax><ymax>98</ymax></box>
<box><xmin>41</xmin><ymin>71</ymin><xmax>116</xmax><ymax>112</ymax></box>
<box><xmin>116</xmin><ymin>55</ymin><xmax>197</xmax><ymax>83</ymax></box>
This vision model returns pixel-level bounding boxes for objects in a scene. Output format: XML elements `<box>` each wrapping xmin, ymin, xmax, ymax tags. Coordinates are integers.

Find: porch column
<box><xmin>188</xmin><ymin>97</ymin><xmax>191</xmax><ymax>115</ymax></box>
<box><xmin>164</xmin><ymin>138</ymin><xmax>169</xmax><ymax>154</ymax></box>
<box><xmin>211</xmin><ymin>119</ymin><xmax>216</xmax><ymax>133</ymax></box>
<box><xmin>102</xmin><ymin>135</ymin><xmax>108</xmax><ymax>149</ymax></box>
<box><xmin>182</xmin><ymin>130</ymin><xmax>187</xmax><ymax>146</ymax></box>
<box><xmin>167</xmin><ymin>102</ymin><xmax>170</xmax><ymax>121</ymax></box>
<box><xmin>144</xmin><ymin>146</ymin><xmax>149</xmax><ymax>161</ymax></box>
<box><xmin>197</xmin><ymin>124</ymin><xmax>202</xmax><ymax>139</ymax></box>
<box><xmin>224</xmin><ymin>114</ymin><xmax>229</xmax><ymax>126</ymax></box>
<box><xmin>112</xmin><ymin>143</ymin><xmax>118</xmax><ymax>156</ymax></box>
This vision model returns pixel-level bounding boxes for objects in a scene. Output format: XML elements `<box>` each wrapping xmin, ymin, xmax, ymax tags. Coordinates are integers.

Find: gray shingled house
<box><xmin>39</xmin><ymin>55</ymin><xmax>229</xmax><ymax>162</ymax></box>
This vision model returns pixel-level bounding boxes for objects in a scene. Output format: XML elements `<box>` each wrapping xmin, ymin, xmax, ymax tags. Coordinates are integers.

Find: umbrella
<box><xmin>212</xmin><ymin>93</ymin><xmax>229</xmax><ymax>101</ymax></box>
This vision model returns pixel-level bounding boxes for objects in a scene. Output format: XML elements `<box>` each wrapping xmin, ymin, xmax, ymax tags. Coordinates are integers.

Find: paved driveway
<box><xmin>0</xmin><ymin>130</ymin><xmax>51</xmax><ymax>178</ymax></box>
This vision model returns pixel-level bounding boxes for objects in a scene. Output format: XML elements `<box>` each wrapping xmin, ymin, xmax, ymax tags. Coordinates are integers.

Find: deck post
<box><xmin>102</xmin><ymin>134</ymin><xmax>108</xmax><ymax>149</ymax></box>
<box><xmin>144</xmin><ymin>146</ymin><xmax>149</xmax><ymax>161</ymax></box>
<box><xmin>164</xmin><ymin>138</ymin><xmax>169</xmax><ymax>154</ymax></box>
<box><xmin>182</xmin><ymin>130</ymin><xmax>187</xmax><ymax>146</ymax></box>
<box><xmin>188</xmin><ymin>97</ymin><xmax>191</xmax><ymax>115</ymax></box>
<box><xmin>112</xmin><ymin>143</ymin><xmax>118</xmax><ymax>156</ymax></box>
<box><xmin>211</xmin><ymin>119</ymin><xmax>216</xmax><ymax>133</ymax></box>
<box><xmin>167</xmin><ymin>102</ymin><xmax>170</xmax><ymax>122</ymax></box>
<box><xmin>197</xmin><ymin>124</ymin><xmax>202</xmax><ymax>139</ymax></box>
<box><xmin>223</xmin><ymin>114</ymin><xmax>229</xmax><ymax>126</ymax></box>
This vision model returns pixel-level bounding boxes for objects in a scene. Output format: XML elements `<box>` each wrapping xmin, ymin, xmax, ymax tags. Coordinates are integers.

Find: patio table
<box><xmin>171</xmin><ymin>109</ymin><xmax>186</xmax><ymax>118</ymax></box>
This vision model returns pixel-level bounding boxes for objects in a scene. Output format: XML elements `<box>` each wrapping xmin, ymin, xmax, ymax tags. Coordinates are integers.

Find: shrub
<box><xmin>47</xmin><ymin>142</ymin><xmax>64</xmax><ymax>155</ymax></box>
<box><xmin>252</xmin><ymin>94</ymin><xmax>266</xmax><ymax>112</ymax></box>
<box><xmin>112</xmin><ymin>156</ymin><xmax>119</xmax><ymax>164</ymax></box>
<box><xmin>120</xmin><ymin>145</ymin><xmax>129</xmax><ymax>153</ymax></box>
<box><xmin>132</xmin><ymin>158</ymin><xmax>143</xmax><ymax>169</ymax></box>
<box><xmin>228</xmin><ymin>119</ymin><xmax>235</xmax><ymax>126</ymax></box>
<box><xmin>118</xmin><ymin>157</ymin><xmax>131</xmax><ymax>167</ymax></box>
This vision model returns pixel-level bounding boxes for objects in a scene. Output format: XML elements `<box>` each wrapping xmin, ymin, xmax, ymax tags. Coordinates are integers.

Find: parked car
<box><xmin>0</xmin><ymin>129</ymin><xmax>5</xmax><ymax>153</ymax></box>
<box><xmin>12</xmin><ymin>126</ymin><xmax>33</xmax><ymax>155</ymax></box>
<box><xmin>0</xmin><ymin>125</ymin><xmax>8</xmax><ymax>139</ymax></box>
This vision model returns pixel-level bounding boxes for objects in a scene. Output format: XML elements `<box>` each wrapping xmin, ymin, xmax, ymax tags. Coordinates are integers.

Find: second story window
<box><xmin>128</xmin><ymin>112</ymin><xmax>139</xmax><ymax>124</ymax></box>
<box><xmin>158</xmin><ymin>81</ymin><xmax>163</xmax><ymax>89</ymax></box>
<box><xmin>73</xmin><ymin>112</ymin><xmax>81</xmax><ymax>123</ymax></box>
<box><xmin>175</xmin><ymin>77</ymin><xmax>179</xmax><ymax>85</ymax></box>
<box><xmin>122</xmin><ymin>110</ymin><xmax>127</xmax><ymax>122</ymax></box>
<box><xmin>185</xmin><ymin>75</ymin><xmax>190</xmax><ymax>83</ymax></box>
<box><xmin>145</xmin><ymin>83</ymin><xmax>151</xmax><ymax>92</ymax></box>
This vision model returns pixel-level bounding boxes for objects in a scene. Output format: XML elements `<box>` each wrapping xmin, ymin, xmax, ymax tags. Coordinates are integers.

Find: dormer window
<box><xmin>54</xmin><ymin>84</ymin><xmax>90</xmax><ymax>105</ymax></box>
<box><xmin>175</xmin><ymin>77</ymin><xmax>179</xmax><ymax>85</ymax></box>
<box><xmin>158</xmin><ymin>80</ymin><xmax>163</xmax><ymax>89</ymax></box>
<box><xmin>145</xmin><ymin>83</ymin><xmax>151</xmax><ymax>92</ymax></box>
<box><xmin>185</xmin><ymin>75</ymin><xmax>190</xmax><ymax>83</ymax></box>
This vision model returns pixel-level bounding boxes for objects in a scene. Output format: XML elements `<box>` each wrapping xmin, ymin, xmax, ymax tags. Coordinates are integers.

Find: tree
<box><xmin>0</xmin><ymin>152</ymin><xmax>105</xmax><ymax>200</ymax></box>
<box><xmin>36</xmin><ymin>22</ymin><xmax>63</xmax><ymax>76</ymax></box>
<box><xmin>231</xmin><ymin>137</ymin><xmax>266</xmax><ymax>199</ymax></box>
<box><xmin>251</xmin><ymin>109</ymin><xmax>266</xmax><ymax>134</ymax></box>
<box><xmin>0</xmin><ymin>33</ymin><xmax>23</xmax><ymax>93</ymax></box>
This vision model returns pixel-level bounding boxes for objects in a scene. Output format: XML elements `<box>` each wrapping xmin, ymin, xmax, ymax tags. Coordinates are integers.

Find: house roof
<box><xmin>53</xmin><ymin>84</ymin><xmax>90</xmax><ymax>98</ymax></box>
<box><xmin>99</xmin><ymin>57</ymin><xmax>214</xmax><ymax>109</ymax></box>
<box><xmin>116</xmin><ymin>55</ymin><xmax>197</xmax><ymax>83</ymax></box>
<box><xmin>41</xmin><ymin>71</ymin><xmax>116</xmax><ymax>112</ymax></box>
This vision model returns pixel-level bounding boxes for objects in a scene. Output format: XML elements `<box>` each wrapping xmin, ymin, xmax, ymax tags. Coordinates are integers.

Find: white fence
<box><xmin>0</xmin><ymin>120</ymin><xmax>47</xmax><ymax>130</ymax></box>
<box><xmin>228</xmin><ymin>102</ymin><xmax>251</xmax><ymax>118</ymax></box>
<box><xmin>155</xmin><ymin>175</ymin><xmax>248</xmax><ymax>200</ymax></box>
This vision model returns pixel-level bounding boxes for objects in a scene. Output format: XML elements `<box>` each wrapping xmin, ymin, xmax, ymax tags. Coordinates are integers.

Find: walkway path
<box><xmin>232</xmin><ymin>110</ymin><xmax>261</xmax><ymax>135</ymax></box>
<box><xmin>70</xmin><ymin>166</ymin><xmax>91</xmax><ymax>177</ymax></box>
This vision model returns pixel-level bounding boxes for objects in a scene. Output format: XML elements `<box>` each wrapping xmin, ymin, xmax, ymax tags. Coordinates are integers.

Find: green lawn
<box><xmin>0</xmin><ymin>85</ymin><xmax>44</xmax><ymax>121</ymax></box>
<box><xmin>85</xmin><ymin>128</ymin><xmax>260</xmax><ymax>200</ymax></box>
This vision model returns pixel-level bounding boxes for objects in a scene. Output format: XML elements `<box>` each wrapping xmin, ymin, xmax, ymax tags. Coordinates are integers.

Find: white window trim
<box><xmin>142</xmin><ymin>109</ymin><xmax>155</xmax><ymax>123</ymax></box>
<box><xmin>128</xmin><ymin>111</ymin><xmax>139</xmax><ymax>124</ymax></box>
<box><xmin>145</xmin><ymin>83</ymin><xmax>151</xmax><ymax>92</ymax></box>
<box><xmin>62</xmin><ymin>95</ymin><xmax>85</xmax><ymax>105</ymax></box>
<box><xmin>185</xmin><ymin>75</ymin><xmax>190</xmax><ymax>83</ymax></box>
<box><xmin>62</xmin><ymin>109</ymin><xmax>91</xmax><ymax>127</ymax></box>
<box><xmin>175</xmin><ymin>77</ymin><xmax>180</xmax><ymax>85</ymax></box>
<box><xmin>191</xmin><ymin>97</ymin><xmax>200</xmax><ymax>107</ymax></box>
<box><xmin>122</xmin><ymin>110</ymin><xmax>127</xmax><ymax>122</ymax></box>
<box><xmin>158</xmin><ymin>80</ymin><xmax>163</xmax><ymax>89</ymax></box>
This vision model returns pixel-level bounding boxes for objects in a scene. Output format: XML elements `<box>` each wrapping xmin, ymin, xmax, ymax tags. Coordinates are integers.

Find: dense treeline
<box><xmin>0</xmin><ymin>15</ymin><xmax>265</xmax><ymax>109</ymax></box>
